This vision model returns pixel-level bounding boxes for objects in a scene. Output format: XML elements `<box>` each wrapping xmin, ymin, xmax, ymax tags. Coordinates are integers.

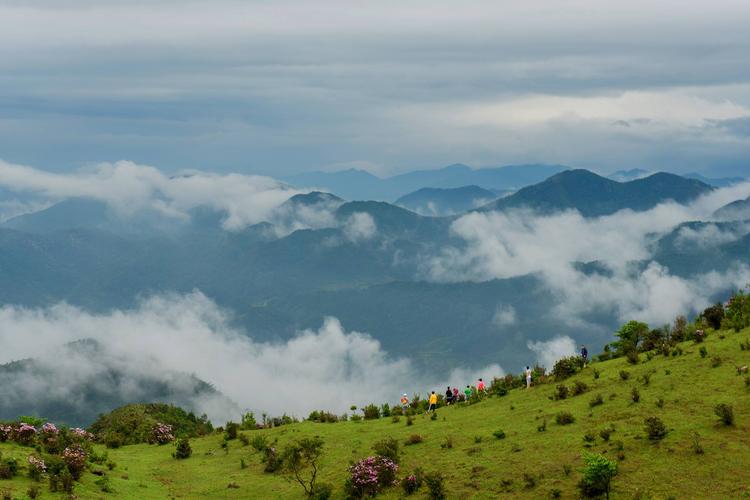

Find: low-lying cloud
<box><xmin>0</xmin><ymin>292</ymin><xmax>501</xmax><ymax>424</ymax></box>
<box><xmin>527</xmin><ymin>336</ymin><xmax>577</xmax><ymax>371</ymax></box>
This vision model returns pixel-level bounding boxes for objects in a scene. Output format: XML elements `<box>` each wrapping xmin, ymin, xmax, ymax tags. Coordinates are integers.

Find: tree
<box><xmin>611</xmin><ymin>320</ymin><xmax>649</xmax><ymax>355</ymax></box>
<box><xmin>578</xmin><ymin>453</ymin><xmax>617</xmax><ymax>499</ymax></box>
<box><xmin>281</xmin><ymin>437</ymin><xmax>325</xmax><ymax>498</ymax></box>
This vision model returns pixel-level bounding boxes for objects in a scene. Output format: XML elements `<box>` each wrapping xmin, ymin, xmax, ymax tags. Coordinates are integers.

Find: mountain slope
<box><xmin>483</xmin><ymin>170</ymin><xmax>713</xmax><ymax>216</ymax></box>
<box><xmin>395</xmin><ymin>185</ymin><xmax>498</xmax><ymax>215</ymax></box>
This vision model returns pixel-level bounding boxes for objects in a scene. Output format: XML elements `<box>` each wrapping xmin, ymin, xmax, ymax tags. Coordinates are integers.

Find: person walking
<box><xmin>453</xmin><ymin>386</ymin><xmax>459</xmax><ymax>403</ymax></box>
<box><xmin>477</xmin><ymin>378</ymin><xmax>485</xmax><ymax>393</ymax></box>
<box><xmin>400</xmin><ymin>393</ymin><xmax>410</xmax><ymax>412</ymax></box>
<box><xmin>525</xmin><ymin>366</ymin><xmax>532</xmax><ymax>389</ymax></box>
<box><xmin>464</xmin><ymin>385</ymin><xmax>472</xmax><ymax>401</ymax></box>
<box><xmin>445</xmin><ymin>386</ymin><xmax>454</xmax><ymax>405</ymax></box>
<box><xmin>428</xmin><ymin>391</ymin><xmax>438</xmax><ymax>413</ymax></box>
<box><xmin>580</xmin><ymin>345</ymin><xmax>589</xmax><ymax>367</ymax></box>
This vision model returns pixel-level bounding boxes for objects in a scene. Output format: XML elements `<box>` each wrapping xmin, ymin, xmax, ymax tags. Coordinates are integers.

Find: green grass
<box><xmin>2</xmin><ymin>328</ymin><xmax>750</xmax><ymax>499</ymax></box>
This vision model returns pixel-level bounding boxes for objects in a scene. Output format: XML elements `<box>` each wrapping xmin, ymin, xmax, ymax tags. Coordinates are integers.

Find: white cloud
<box><xmin>527</xmin><ymin>336</ymin><xmax>577</xmax><ymax>371</ymax></box>
<box><xmin>0</xmin><ymin>292</ymin><xmax>501</xmax><ymax>423</ymax></box>
<box><xmin>342</xmin><ymin>212</ymin><xmax>377</xmax><ymax>242</ymax></box>
<box><xmin>492</xmin><ymin>304</ymin><xmax>517</xmax><ymax>327</ymax></box>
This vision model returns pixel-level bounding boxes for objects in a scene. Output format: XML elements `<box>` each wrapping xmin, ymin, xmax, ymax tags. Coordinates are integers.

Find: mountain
<box><xmin>684</xmin><ymin>172</ymin><xmax>746</xmax><ymax>188</ymax></box>
<box><xmin>713</xmin><ymin>196</ymin><xmax>750</xmax><ymax>221</ymax></box>
<box><xmin>395</xmin><ymin>185</ymin><xmax>499</xmax><ymax>216</ymax></box>
<box><xmin>284</xmin><ymin>164</ymin><xmax>568</xmax><ymax>201</ymax></box>
<box><xmin>482</xmin><ymin>170</ymin><xmax>713</xmax><ymax>217</ymax></box>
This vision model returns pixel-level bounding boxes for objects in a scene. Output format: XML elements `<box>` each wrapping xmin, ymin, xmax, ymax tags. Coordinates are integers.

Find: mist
<box><xmin>0</xmin><ymin>292</ymin><xmax>502</xmax><ymax>424</ymax></box>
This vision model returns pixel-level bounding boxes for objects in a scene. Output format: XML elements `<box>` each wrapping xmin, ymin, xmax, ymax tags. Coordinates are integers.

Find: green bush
<box><xmin>578</xmin><ymin>453</ymin><xmax>617</xmax><ymax>499</ymax></box>
<box><xmin>173</xmin><ymin>438</ymin><xmax>192</xmax><ymax>459</ymax></box>
<box><xmin>572</xmin><ymin>380</ymin><xmax>589</xmax><ymax>395</ymax></box>
<box><xmin>372</xmin><ymin>437</ymin><xmax>399</xmax><ymax>463</ymax></box>
<box><xmin>250</xmin><ymin>434</ymin><xmax>268</xmax><ymax>452</ymax></box>
<box><xmin>699</xmin><ymin>346</ymin><xmax>708</xmax><ymax>358</ymax></box>
<box><xmin>644</xmin><ymin>417</ymin><xmax>667</xmax><ymax>441</ymax></box>
<box><xmin>552</xmin><ymin>356</ymin><xmax>584</xmax><ymax>381</ymax></box>
<box><xmin>404</xmin><ymin>434</ymin><xmax>423</xmax><ymax>446</ymax></box>
<box><xmin>555</xmin><ymin>412</ymin><xmax>575</xmax><ymax>425</ymax></box>
<box><xmin>631</xmin><ymin>387</ymin><xmax>641</xmax><ymax>403</ymax></box>
<box><xmin>362</xmin><ymin>404</ymin><xmax>381</xmax><ymax>420</ymax></box>
<box><xmin>599</xmin><ymin>428</ymin><xmax>613</xmax><ymax>442</ymax></box>
<box><xmin>589</xmin><ymin>394</ymin><xmax>604</xmax><ymax>407</ymax></box>
<box><xmin>493</xmin><ymin>430</ymin><xmax>506</xmax><ymax>440</ymax></box>
<box><xmin>619</xmin><ymin>370</ymin><xmax>630</xmax><ymax>381</ymax></box>
<box><xmin>89</xmin><ymin>403</ymin><xmax>212</xmax><ymax>445</ymax></box>
<box><xmin>554</xmin><ymin>384</ymin><xmax>569</xmax><ymax>400</ymax></box>
<box><xmin>714</xmin><ymin>404</ymin><xmax>734</xmax><ymax>426</ymax></box>
<box><xmin>424</xmin><ymin>471</ymin><xmax>446</xmax><ymax>500</ymax></box>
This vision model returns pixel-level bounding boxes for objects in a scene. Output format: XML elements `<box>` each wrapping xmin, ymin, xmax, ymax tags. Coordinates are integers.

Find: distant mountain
<box><xmin>608</xmin><ymin>168</ymin><xmax>651</xmax><ymax>182</ymax></box>
<box><xmin>0</xmin><ymin>339</ymin><xmax>237</xmax><ymax>426</ymax></box>
<box><xmin>482</xmin><ymin>170</ymin><xmax>713</xmax><ymax>217</ymax></box>
<box><xmin>713</xmin><ymin>197</ymin><xmax>750</xmax><ymax>221</ymax></box>
<box><xmin>284</xmin><ymin>164</ymin><xmax>568</xmax><ymax>201</ymax></box>
<box><xmin>395</xmin><ymin>185</ymin><xmax>498</xmax><ymax>216</ymax></box>
<box><xmin>683</xmin><ymin>172</ymin><xmax>746</xmax><ymax>188</ymax></box>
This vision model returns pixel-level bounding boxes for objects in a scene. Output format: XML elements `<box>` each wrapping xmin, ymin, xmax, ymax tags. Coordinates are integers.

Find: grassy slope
<box><xmin>1</xmin><ymin>328</ymin><xmax>749</xmax><ymax>499</ymax></box>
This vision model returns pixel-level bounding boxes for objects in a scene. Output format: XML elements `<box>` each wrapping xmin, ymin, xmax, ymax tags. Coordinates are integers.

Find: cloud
<box><xmin>342</xmin><ymin>212</ymin><xmax>377</xmax><ymax>242</ymax></box>
<box><xmin>527</xmin><ymin>336</ymin><xmax>577</xmax><ymax>371</ymax></box>
<box><xmin>492</xmin><ymin>305</ymin><xmax>517</xmax><ymax>327</ymax></box>
<box><xmin>0</xmin><ymin>292</ymin><xmax>501</xmax><ymax>423</ymax></box>
<box><xmin>427</xmin><ymin>182</ymin><xmax>750</xmax><ymax>326</ymax></box>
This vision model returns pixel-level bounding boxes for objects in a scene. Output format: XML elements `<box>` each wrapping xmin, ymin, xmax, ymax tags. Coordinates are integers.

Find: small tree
<box><xmin>578</xmin><ymin>453</ymin><xmax>617</xmax><ymax>499</ymax></box>
<box><xmin>612</xmin><ymin>320</ymin><xmax>649</xmax><ymax>356</ymax></box>
<box><xmin>282</xmin><ymin>437</ymin><xmax>324</xmax><ymax>498</ymax></box>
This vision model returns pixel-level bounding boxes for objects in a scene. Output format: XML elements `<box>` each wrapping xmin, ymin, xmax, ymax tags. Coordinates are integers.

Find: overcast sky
<box><xmin>1</xmin><ymin>0</ymin><xmax>749</xmax><ymax>177</ymax></box>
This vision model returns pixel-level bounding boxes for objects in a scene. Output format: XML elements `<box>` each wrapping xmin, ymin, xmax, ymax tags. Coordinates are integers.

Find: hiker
<box><xmin>445</xmin><ymin>386</ymin><xmax>454</xmax><ymax>405</ymax></box>
<box><xmin>581</xmin><ymin>345</ymin><xmax>589</xmax><ymax>367</ymax></box>
<box><xmin>464</xmin><ymin>385</ymin><xmax>472</xmax><ymax>401</ymax></box>
<box><xmin>400</xmin><ymin>393</ymin><xmax>409</xmax><ymax>412</ymax></box>
<box><xmin>428</xmin><ymin>391</ymin><xmax>438</xmax><ymax>412</ymax></box>
<box><xmin>477</xmin><ymin>378</ymin><xmax>485</xmax><ymax>393</ymax></box>
<box><xmin>453</xmin><ymin>386</ymin><xmax>459</xmax><ymax>402</ymax></box>
<box><xmin>525</xmin><ymin>366</ymin><xmax>532</xmax><ymax>389</ymax></box>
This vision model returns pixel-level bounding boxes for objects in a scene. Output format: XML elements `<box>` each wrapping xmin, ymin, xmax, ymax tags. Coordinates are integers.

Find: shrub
<box><xmin>554</xmin><ymin>384</ymin><xmax>569</xmax><ymax>400</ymax></box>
<box><xmin>62</xmin><ymin>445</ymin><xmax>87</xmax><ymax>479</ymax></box>
<box><xmin>391</xmin><ymin>415</ymin><xmax>401</xmax><ymax>424</ymax></box>
<box><xmin>311</xmin><ymin>483</ymin><xmax>333</xmax><ymax>500</ymax></box>
<box><xmin>27</xmin><ymin>485</ymin><xmax>41</xmax><ymax>499</ymax></box>
<box><xmin>238</xmin><ymin>433</ymin><xmax>250</xmax><ymax>446</ymax></box>
<box><xmin>346</xmin><ymin>456</ymin><xmax>398</xmax><ymax>498</ymax></box>
<box><xmin>656</xmin><ymin>398</ymin><xmax>665</xmax><ymax>408</ymax></box>
<box><xmin>550</xmin><ymin>487</ymin><xmax>562</xmax><ymax>498</ymax></box>
<box><xmin>644</xmin><ymin>417</ymin><xmax>667</xmax><ymax>441</ymax></box>
<box><xmin>27</xmin><ymin>455</ymin><xmax>46</xmax><ymax>481</ymax></box>
<box><xmin>599</xmin><ymin>428</ymin><xmax>612</xmax><ymax>442</ymax></box>
<box><xmin>240</xmin><ymin>412</ymin><xmax>257</xmax><ymax>429</ymax></box>
<box><xmin>0</xmin><ymin>457</ymin><xmax>18</xmax><ymax>479</ymax></box>
<box><xmin>593</xmin><ymin>368</ymin><xmax>600</xmax><ymax>379</ymax></box>
<box><xmin>225</xmin><ymin>422</ymin><xmax>239</xmax><ymax>440</ymax></box>
<box><xmin>572</xmin><ymin>380</ymin><xmax>589</xmax><ymax>396</ymax></box>
<box><xmin>250</xmin><ymin>434</ymin><xmax>268</xmax><ymax>452</ymax></box>
<box><xmin>714</xmin><ymin>404</ymin><xmax>734</xmax><ymax>426</ymax></box>
<box><xmin>641</xmin><ymin>373</ymin><xmax>651</xmax><ymax>386</ymax></box>
<box><xmin>381</xmin><ymin>404</ymin><xmax>391</xmax><ymax>417</ymax></box>
<box><xmin>691</xmin><ymin>432</ymin><xmax>704</xmax><ymax>455</ymax></box>
<box><xmin>699</xmin><ymin>346</ymin><xmax>708</xmax><ymax>358</ymax></box>
<box><xmin>173</xmin><ymin>438</ymin><xmax>192</xmax><ymax>459</ymax></box>
<box><xmin>701</xmin><ymin>303</ymin><xmax>725</xmax><ymax>330</ymax></box>
<box><xmin>95</xmin><ymin>475</ymin><xmax>114</xmax><ymax>493</ymax></box>
<box><xmin>404</xmin><ymin>434</ymin><xmax>423</xmax><ymax>446</ymax></box>
<box><xmin>583</xmin><ymin>431</ymin><xmax>597</xmax><ymax>444</ymax></box>
<box><xmin>150</xmin><ymin>423</ymin><xmax>175</xmax><ymax>445</ymax></box>
<box><xmin>578</xmin><ymin>453</ymin><xmax>617</xmax><ymax>499</ymax></box>
<box><xmin>552</xmin><ymin>356</ymin><xmax>584</xmax><ymax>380</ymax></box>
<box><xmin>440</xmin><ymin>436</ymin><xmax>453</xmax><ymax>449</ymax></box>
<box><xmin>589</xmin><ymin>394</ymin><xmax>604</xmax><ymax>407</ymax></box>
<box><xmin>631</xmin><ymin>387</ymin><xmax>640</xmax><ymax>403</ymax></box>
<box><xmin>493</xmin><ymin>430</ymin><xmax>506</xmax><ymax>440</ymax></box>
<box><xmin>362</xmin><ymin>404</ymin><xmax>381</xmax><ymax>420</ymax></box>
<box><xmin>281</xmin><ymin>437</ymin><xmax>325</xmax><ymax>498</ymax></box>
<box><xmin>523</xmin><ymin>472</ymin><xmax>536</xmax><ymax>489</ymax></box>
<box><xmin>262</xmin><ymin>445</ymin><xmax>281</xmax><ymax>473</ymax></box>
<box><xmin>711</xmin><ymin>356</ymin><xmax>722</xmax><ymax>368</ymax></box>
<box><xmin>619</xmin><ymin>370</ymin><xmax>630</xmax><ymax>381</ymax></box>
<box><xmin>400</xmin><ymin>469</ymin><xmax>423</xmax><ymax>495</ymax></box>
<box><xmin>406</xmin><ymin>416</ymin><xmax>414</xmax><ymax>426</ymax></box>
<box><xmin>350</xmin><ymin>414</ymin><xmax>362</xmax><ymax>422</ymax></box>
<box><xmin>372</xmin><ymin>437</ymin><xmax>399</xmax><ymax>463</ymax></box>
<box><xmin>555</xmin><ymin>412</ymin><xmax>575</xmax><ymax>425</ymax></box>
<box><xmin>626</xmin><ymin>350</ymin><xmax>639</xmax><ymax>365</ymax></box>
<box><xmin>537</xmin><ymin>420</ymin><xmax>547</xmax><ymax>432</ymax></box>
<box><xmin>424</xmin><ymin>471</ymin><xmax>446</xmax><ymax>500</ymax></box>
<box><xmin>89</xmin><ymin>403</ymin><xmax>212</xmax><ymax>445</ymax></box>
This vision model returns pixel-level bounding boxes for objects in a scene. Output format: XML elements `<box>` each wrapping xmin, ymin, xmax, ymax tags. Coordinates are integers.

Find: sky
<box><xmin>1</xmin><ymin>0</ymin><xmax>750</xmax><ymax>177</ymax></box>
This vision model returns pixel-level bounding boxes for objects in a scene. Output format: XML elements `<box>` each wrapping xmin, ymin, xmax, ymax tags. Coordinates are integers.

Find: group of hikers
<box><xmin>401</xmin><ymin>344</ymin><xmax>590</xmax><ymax>413</ymax></box>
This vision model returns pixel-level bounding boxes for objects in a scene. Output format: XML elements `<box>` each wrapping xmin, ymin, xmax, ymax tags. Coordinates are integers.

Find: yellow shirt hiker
<box><xmin>428</xmin><ymin>391</ymin><xmax>438</xmax><ymax>412</ymax></box>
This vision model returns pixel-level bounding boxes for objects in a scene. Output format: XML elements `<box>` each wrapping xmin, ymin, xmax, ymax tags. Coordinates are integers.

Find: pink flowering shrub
<box><xmin>40</xmin><ymin>422</ymin><xmax>62</xmax><ymax>453</ymax></box>
<box><xmin>0</xmin><ymin>424</ymin><xmax>12</xmax><ymax>442</ymax></box>
<box><xmin>16</xmin><ymin>423</ymin><xmax>37</xmax><ymax>446</ymax></box>
<box><xmin>27</xmin><ymin>455</ymin><xmax>47</xmax><ymax>481</ymax></box>
<box><xmin>149</xmin><ymin>422</ymin><xmax>175</xmax><ymax>445</ymax></box>
<box><xmin>346</xmin><ymin>456</ymin><xmax>399</xmax><ymax>498</ymax></box>
<box><xmin>62</xmin><ymin>445</ymin><xmax>87</xmax><ymax>480</ymax></box>
<box><xmin>70</xmin><ymin>428</ymin><xmax>94</xmax><ymax>441</ymax></box>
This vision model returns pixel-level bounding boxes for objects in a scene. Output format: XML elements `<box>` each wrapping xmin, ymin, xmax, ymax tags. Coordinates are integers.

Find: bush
<box><xmin>89</xmin><ymin>403</ymin><xmax>212</xmax><ymax>445</ymax></box>
<box><xmin>225</xmin><ymin>422</ymin><xmax>239</xmax><ymax>440</ymax></box>
<box><xmin>701</xmin><ymin>303</ymin><xmax>725</xmax><ymax>330</ymax></box>
<box><xmin>493</xmin><ymin>430</ymin><xmax>506</xmax><ymax>440</ymax></box>
<box><xmin>631</xmin><ymin>387</ymin><xmax>641</xmax><ymax>403</ymax></box>
<box><xmin>578</xmin><ymin>453</ymin><xmax>617</xmax><ymax>499</ymax></box>
<box><xmin>537</xmin><ymin>420</ymin><xmax>547</xmax><ymax>433</ymax></box>
<box><xmin>644</xmin><ymin>417</ymin><xmax>667</xmax><ymax>441</ymax></box>
<box><xmin>552</xmin><ymin>356</ymin><xmax>584</xmax><ymax>380</ymax></box>
<box><xmin>656</xmin><ymin>398</ymin><xmax>665</xmax><ymax>408</ymax></box>
<box><xmin>173</xmin><ymin>438</ymin><xmax>192</xmax><ymax>459</ymax></box>
<box><xmin>619</xmin><ymin>370</ymin><xmax>630</xmax><ymax>381</ymax></box>
<box><xmin>555</xmin><ymin>412</ymin><xmax>575</xmax><ymax>425</ymax></box>
<box><xmin>405</xmin><ymin>416</ymin><xmax>414</xmax><ymax>426</ymax></box>
<box><xmin>346</xmin><ymin>456</ymin><xmax>398</xmax><ymax>498</ymax></box>
<box><xmin>599</xmin><ymin>428</ymin><xmax>613</xmax><ymax>442</ymax></box>
<box><xmin>691</xmin><ymin>432</ymin><xmax>705</xmax><ymax>455</ymax></box>
<box><xmin>711</xmin><ymin>356</ymin><xmax>722</xmax><ymax>368</ymax></box>
<box><xmin>554</xmin><ymin>384</ymin><xmax>569</xmax><ymax>400</ymax></box>
<box><xmin>440</xmin><ymin>436</ymin><xmax>453</xmax><ymax>449</ymax></box>
<box><xmin>281</xmin><ymin>437</ymin><xmax>325</xmax><ymax>498</ymax></box>
<box><xmin>238</xmin><ymin>433</ymin><xmax>250</xmax><ymax>446</ymax></box>
<box><xmin>699</xmin><ymin>346</ymin><xmax>708</xmax><ymax>358</ymax></box>
<box><xmin>150</xmin><ymin>423</ymin><xmax>175</xmax><ymax>445</ymax></box>
<box><xmin>523</xmin><ymin>472</ymin><xmax>536</xmax><ymax>489</ymax></box>
<box><xmin>593</xmin><ymin>368</ymin><xmax>600</xmax><ymax>379</ymax></box>
<box><xmin>424</xmin><ymin>471</ymin><xmax>446</xmax><ymax>500</ymax></box>
<box><xmin>262</xmin><ymin>445</ymin><xmax>281</xmax><ymax>473</ymax></box>
<box><xmin>583</xmin><ymin>431</ymin><xmax>597</xmax><ymax>444</ymax></box>
<box><xmin>250</xmin><ymin>434</ymin><xmax>268</xmax><ymax>452</ymax></box>
<box><xmin>27</xmin><ymin>485</ymin><xmax>40</xmax><ymax>499</ymax></box>
<box><xmin>589</xmin><ymin>394</ymin><xmax>604</xmax><ymax>407</ymax></box>
<box><xmin>372</xmin><ymin>437</ymin><xmax>399</xmax><ymax>463</ymax></box>
<box><xmin>362</xmin><ymin>404</ymin><xmax>381</xmax><ymax>420</ymax></box>
<box><xmin>714</xmin><ymin>404</ymin><xmax>734</xmax><ymax>426</ymax></box>
<box><xmin>400</xmin><ymin>469</ymin><xmax>423</xmax><ymax>495</ymax></box>
<box><xmin>404</xmin><ymin>434</ymin><xmax>423</xmax><ymax>446</ymax></box>
<box><xmin>0</xmin><ymin>457</ymin><xmax>18</xmax><ymax>479</ymax></box>
<box><xmin>62</xmin><ymin>445</ymin><xmax>87</xmax><ymax>479</ymax></box>
<box><xmin>641</xmin><ymin>373</ymin><xmax>651</xmax><ymax>386</ymax></box>
<box><xmin>311</xmin><ymin>482</ymin><xmax>333</xmax><ymax>500</ymax></box>
<box><xmin>626</xmin><ymin>350</ymin><xmax>639</xmax><ymax>365</ymax></box>
<box><xmin>572</xmin><ymin>380</ymin><xmax>589</xmax><ymax>395</ymax></box>
<box><xmin>391</xmin><ymin>415</ymin><xmax>400</xmax><ymax>424</ymax></box>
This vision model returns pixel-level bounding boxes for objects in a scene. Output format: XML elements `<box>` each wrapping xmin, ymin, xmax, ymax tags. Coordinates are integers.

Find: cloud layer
<box><xmin>0</xmin><ymin>292</ymin><xmax>502</xmax><ymax>423</ymax></box>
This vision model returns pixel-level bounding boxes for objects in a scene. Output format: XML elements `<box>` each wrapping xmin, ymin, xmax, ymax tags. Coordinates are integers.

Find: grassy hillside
<box><xmin>1</xmin><ymin>327</ymin><xmax>749</xmax><ymax>499</ymax></box>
